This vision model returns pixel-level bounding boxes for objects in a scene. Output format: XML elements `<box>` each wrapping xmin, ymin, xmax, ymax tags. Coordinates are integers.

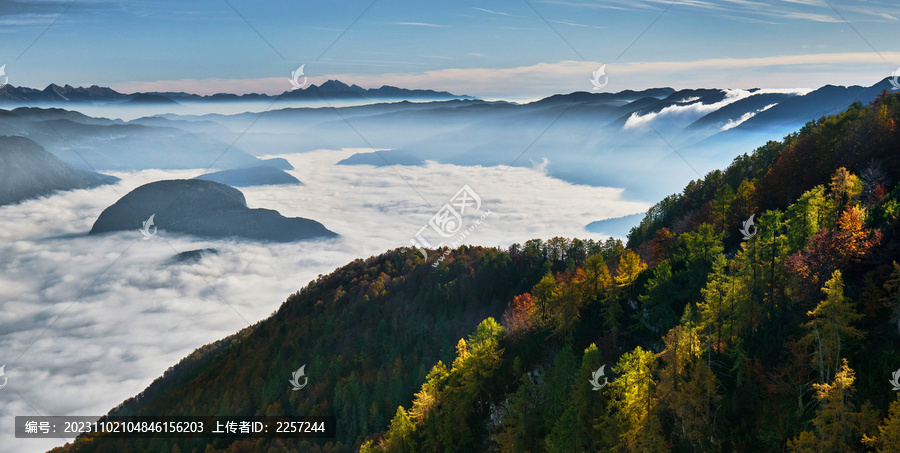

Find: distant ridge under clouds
<box><xmin>0</xmin><ymin>80</ymin><xmax>473</xmax><ymax>103</ymax></box>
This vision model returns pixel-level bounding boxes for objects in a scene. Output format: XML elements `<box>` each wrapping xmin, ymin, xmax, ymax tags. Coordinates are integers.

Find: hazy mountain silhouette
<box><xmin>259</xmin><ymin>157</ymin><xmax>294</xmax><ymax>170</ymax></box>
<box><xmin>90</xmin><ymin>179</ymin><xmax>336</xmax><ymax>242</ymax></box>
<box><xmin>194</xmin><ymin>165</ymin><xmax>301</xmax><ymax>186</ymax></box>
<box><xmin>337</xmin><ymin>150</ymin><xmax>426</xmax><ymax>167</ymax></box>
<box><xmin>3</xmin><ymin>78</ymin><xmax>895</xmax><ymax>201</ymax></box>
<box><xmin>0</xmin><ymin>135</ymin><xmax>118</xmax><ymax>206</ymax></box>
<box><xmin>0</xmin><ymin>80</ymin><xmax>470</xmax><ymax>103</ymax></box>
<box><xmin>0</xmin><ymin>107</ymin><xmax>262</xmax><ymax>170</ymax></box>
<box><xmin>167</xmin><ymin>248</ymin><xmax>219</xmax><ymax>264</ymax></box>
<box><xmin>730</xmin><ymin>78</ymin><xmax>897</xmax><ymax>131</ymax></box>
<box><xmin>585</xmin><ymin>213</ymin><xmax>646</xmax><ymax>238</ymax></box>
<box><xmin>0</xmin><ymin>84</ymin><xmax>126</xmax><ymax>103</ymax></box>
<box><xmin>126</xmin><ymin>93</ymin><xmax>179</xmax><ymax>105</ymax></box>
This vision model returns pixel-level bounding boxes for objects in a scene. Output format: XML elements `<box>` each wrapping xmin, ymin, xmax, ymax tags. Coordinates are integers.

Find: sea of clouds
<box><xmin>0</xmin><ymin>148</ymin><xmax>649</xmax><ymax>452</ymax></box>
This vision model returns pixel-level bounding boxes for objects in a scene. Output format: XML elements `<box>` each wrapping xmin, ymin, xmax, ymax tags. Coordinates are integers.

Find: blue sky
<box><xmin>0</xmin><ymin>0</ymin><xmax>898</xmax><ymax>98</ymax></box>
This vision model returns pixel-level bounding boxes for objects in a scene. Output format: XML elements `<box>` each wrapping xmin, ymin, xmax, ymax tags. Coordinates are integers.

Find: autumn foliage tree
<box><xmin>787</xmin><ymin>205</ymin><xmax>881</xmax><ymax>297</ymax></box>
<box><xmin>863</xmin><ymin>393</ymin><xmax>900</xmax><ymax>452</ymax></box>
<box><xmin>611</xmin><ymin>346</ymin><xmax>665</xmax><ymax>453</ymax></box>
<box><xmin>615</xmin><ymin>249</ymin><xmax>646</xmax><ymax>303</ymax></box>
<box><xmin>501</xmin><ymin>293</ymin><xmax>535</xmax><ymax>337</ymax></box>
<box><xmin>788</xmin><ymin>360</ymin><xmax>871</xmax><ymax>453</ymax></box>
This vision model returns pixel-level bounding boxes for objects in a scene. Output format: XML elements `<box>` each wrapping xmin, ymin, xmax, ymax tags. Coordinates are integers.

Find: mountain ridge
<box><xmin>0</xmin><ymin>80</ymin><xmax>472</xmax><ymax>103</ymax></box>
<box><xmin>0</xmin><ymin>135</ymin><xmax>118</xmax><ymax>206</ymax></box>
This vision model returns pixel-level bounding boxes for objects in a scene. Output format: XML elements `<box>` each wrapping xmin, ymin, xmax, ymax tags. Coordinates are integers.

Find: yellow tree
<box><xmin>406</xmin><ymin>318</ymin><xmax>505</xmax><ymax>451</ymax></box>
<box><xmin>802</xmin><ymin>271</ymin><xmax>863</xmax><ymax>384</ymax></box>
<box><xmin>658</xmin><ymin>327</ymin><xmax>720</xmax><ymax>451</ymax></box>
<box><xmin>612</xmin><ymin>346</ymin><xmax>665</xmax><ymax>453</ymax></box>
<box><xmin>786</xmin><ymin>185</ymin><xmax>832</xmax><ymax>251</ymax></box>
<box><xmin>551</xmin><ymin>269</ymin><xmax>587</xmax><ymax>343</ymax></box>
<box><xmin>829</xmin><ymin>167</ymin><xmax>862</xmax><ymax>207</ymax></box>
<box><xmin>788</xmin><ymin>359</ymin><xmax>863</xmax><ymax>452</ymax></box>
<box><xmin>582</xmin><ymin>253</ymin><xmax>612</xmax><ymax>301</ymax></box>
<box><xmin>732</xmin><ymin>179</ymin><xmax>757</xmax><ymax>221</ymax></box>
<box><xmin>863</xmin><ymin>393</ymin><xmax>900</xmax><ymax>453</ymax></box>
<box><xmin>383</xmin><ymin>407</ymin><xmax>415</xmax><ymax>453</ymax></box>
<box><xmin>615</xmin><ymin>249</ymin><xmax>646</xmax><ymax>304</ymax></box>
<box><xmin>531</xmin><ymin>272</ymin><xmax>557</xmax><ymax>326</ymax></box>
<box><xmin>406</xmin><ymin>360</ymin><xmax>448</xmax><ymax>451</ymax></box>
<box><xmin>602</xmin><ymin>251</ymin><xmax>644</xmax><ymax>347</ymax></box>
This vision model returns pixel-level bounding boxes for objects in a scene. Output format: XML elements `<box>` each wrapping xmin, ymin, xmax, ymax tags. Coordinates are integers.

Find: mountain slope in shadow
<box><xmin>0</xmin><ymin>135</ymin><xmax>118</xmax><ymax>206</ymax></box>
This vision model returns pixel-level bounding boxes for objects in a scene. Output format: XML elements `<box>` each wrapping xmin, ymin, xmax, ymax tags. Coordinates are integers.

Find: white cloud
<box><xmin>623</xmin><ymin>88</ymin><xmax>809</xmax><ymax>130</ymax></box>
<box><xmin>721</xmin><ymin>102</ymin><xmax>779</xmax><ymax>130</ymax></box>
<box><xmin>530</xmin><ymin>157</ymin><xmax>551</xmax><ymax>174</ymax></box>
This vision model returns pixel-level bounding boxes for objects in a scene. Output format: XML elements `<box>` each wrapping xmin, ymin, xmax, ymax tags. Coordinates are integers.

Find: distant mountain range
<box><xmin>0</xmin><ymin>80</ymin><xmax>470</xmax><ymax>104</ymax></box>
<box><xmin>0</xmin><ymin>135</ymin><xmax>117</xmax><ymax>206</ymax></box>
<box><xmin>189</xmin><ymin>77</ymin><xmax>897</xmax><ymax>200</ymax></box>
<box><xmin>0</xmin><ymin>107</ymin><xmax>263</xmax><ymax>171</ymax></box>
<box><xmin>2</xmin><ymin>77</ymin><xmax>896</xmax><ymax>202</ymax></box>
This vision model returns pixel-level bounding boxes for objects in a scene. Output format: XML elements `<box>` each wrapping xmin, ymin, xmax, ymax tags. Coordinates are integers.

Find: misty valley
<box><xmin>3</xmin><ymin>77</ymin><xmax>900</xmax><ymax>452</ymax></box>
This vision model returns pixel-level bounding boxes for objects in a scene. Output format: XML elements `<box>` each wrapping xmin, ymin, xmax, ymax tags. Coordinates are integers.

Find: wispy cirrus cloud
<box><xmin>472</xmin><ymin>7</ymin><xmax>530</xmax><ymax>19</ymax></box>
<box><xmin>0</xmin><ymin>13</ymin><xmax>55</xmax><ymax>27</ymax></box>
<box><xmin>383</xmin><ymin>21</ymin><xmax>447</xmax><ymax>27</ymax></box>
<box><xmin>539</xmin><ymin>0</ymin><xmax>900</xmax><ymax>23</ymax></box>
<box><xmin>0</xmin><ymin>0</ymin><xmax>93</xmax><ymax>30</ymax></box>
<box><xmin>550</xmin><ymin>18</ymin><xmax>606</xmax><ymax>28</ymax></box>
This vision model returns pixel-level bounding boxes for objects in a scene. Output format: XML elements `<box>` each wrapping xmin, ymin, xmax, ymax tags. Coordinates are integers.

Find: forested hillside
<box><xmin>54</xmin><ymin>91</ymin><xmax>900</xmax><ymax>452</ymax></box>
<box><xmin>49</xmin><ymin>238</ymin><xmax>624</xmax><ymax>453</ymax></box>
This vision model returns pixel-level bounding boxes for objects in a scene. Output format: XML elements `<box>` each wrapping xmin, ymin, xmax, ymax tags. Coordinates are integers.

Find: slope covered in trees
<box><xmin>363</xmin><ymin>91</ymin><xmax>900</xmax><ymax>452</ymax></box>
<box><xmin>50</xmin><ymin>239</ymin><xmax>622</xmax><ymax>453</ymax></box>
<box><xmin>54</xmin><ymin>92</ymin><xmax>900</xmax><ymax>452</ymax></box>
